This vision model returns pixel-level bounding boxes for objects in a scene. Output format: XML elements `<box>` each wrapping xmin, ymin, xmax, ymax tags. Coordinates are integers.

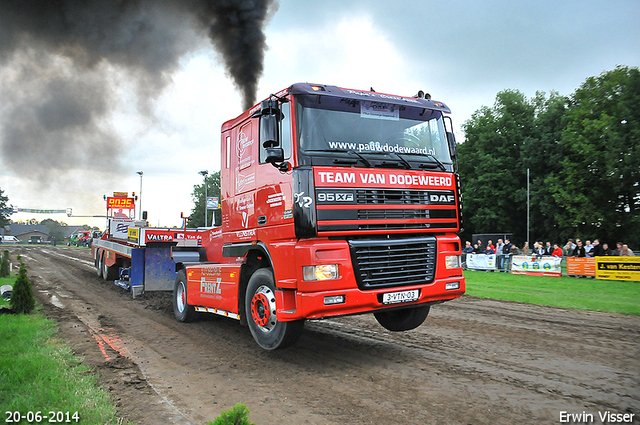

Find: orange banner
<box><xmin>566</xmin><ymin>257</ymin><xmax>595</xmax><ymax>276</ymax></box>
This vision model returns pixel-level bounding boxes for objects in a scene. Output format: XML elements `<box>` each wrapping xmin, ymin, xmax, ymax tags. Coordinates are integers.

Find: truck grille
<box><xmin>356</xmin><ymin>189</ymin><xmax>428</xmax><ymax>204</ymax></box>
<box><xmin>349</xmin><ymin>237</ymin><xmax>437</xmax><ymax>290</ymax></box>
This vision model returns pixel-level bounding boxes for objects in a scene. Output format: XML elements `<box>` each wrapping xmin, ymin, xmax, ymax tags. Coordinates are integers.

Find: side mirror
<box><xmin>447</xmin><ymin>131</ymin><xmax>457</xmax><ymax>158</ymax></box>
<box><xmin>261</xmin><ymin>113</ymin><xmax>279</xmax><ymax>149</ymax></box>
<box><xmin>265</xmin><ymin>147</ymin><xmax>284</xmax><ymax>164</ymax></box>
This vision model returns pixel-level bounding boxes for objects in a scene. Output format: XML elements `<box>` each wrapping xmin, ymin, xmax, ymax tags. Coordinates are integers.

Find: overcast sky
<box><xmin>2</xmin><ymin>0</ymin><xmax>639</xmax><ymax>229</ymax></box>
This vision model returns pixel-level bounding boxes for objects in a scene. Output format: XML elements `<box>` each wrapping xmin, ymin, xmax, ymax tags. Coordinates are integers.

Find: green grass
<box><xmin>464</xmin><ymin>270</ymin><xmax>640</xmax><ymax>315</ymax></box>
<box><xmin>0</xmin><ymin>307</ymin><xmax>121</xmax><ymax>424</ymax></box>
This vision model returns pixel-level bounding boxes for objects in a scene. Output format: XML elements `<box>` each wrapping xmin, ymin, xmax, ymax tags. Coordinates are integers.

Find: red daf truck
<box><xmin>174</xmin><ymin>83</ymin><xmax>465</xmax><ymax>349</ymax></box>
<box><xmin>94</xmin><ymin>83</ymin><xmax>465</xmax><ymax>350</ymax></box>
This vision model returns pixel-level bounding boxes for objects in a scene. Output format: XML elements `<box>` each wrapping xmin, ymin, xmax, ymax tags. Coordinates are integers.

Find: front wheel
<box><xmin>245</xmin><ymin>268</ymin><xmax>304</xmax><ymax>350</ymax></box>
<box><xmin>173</xmin><ymin>270</ymin><xmax>196</xmax><ymax>322</ymax></box>
<box><xmin>374</xmin><ymin>304</ymin><xmax>430</xmax><ymax>332</ymax></box>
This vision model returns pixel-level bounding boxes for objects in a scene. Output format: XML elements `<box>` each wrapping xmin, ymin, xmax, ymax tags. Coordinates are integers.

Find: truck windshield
<box><xmin>295</xmin><ymin>94</ymin><xmax>452</xmax><ymax>164</ymax></box>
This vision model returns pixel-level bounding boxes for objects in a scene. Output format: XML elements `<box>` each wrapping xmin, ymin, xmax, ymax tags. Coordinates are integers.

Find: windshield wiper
<box><xmin>305</xmin><ymin>149</ymin><xmax>372</xmax><ymax>167</ymax></box>
<box><xmin>387</xmin><ymin>152</ymin><xmax>412</xmax><ymax>169</ymax></box>
<box><xmin>418</xmin><ymin>154</ymin><xmax>446</xmax><ymax>171</ymax></box>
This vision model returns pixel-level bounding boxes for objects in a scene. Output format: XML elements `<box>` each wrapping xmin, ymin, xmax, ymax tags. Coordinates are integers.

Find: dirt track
<box><xmin>8</xmin><ymin>245</ymin><xmax>640</xmax><ymax>424</ymax></box>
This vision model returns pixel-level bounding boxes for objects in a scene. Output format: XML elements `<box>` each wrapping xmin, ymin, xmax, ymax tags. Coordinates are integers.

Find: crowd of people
<box><xmin>462</xmin><ymin>237</ymin><xmax>636</xmax><ymax>271</ymax></box>
<box><xmin>464</xmin><ymin>238</ymin><xmax>635</xmax><ymax>257</ymax></box>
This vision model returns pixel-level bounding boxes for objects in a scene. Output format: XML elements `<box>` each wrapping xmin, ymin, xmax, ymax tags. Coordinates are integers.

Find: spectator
<box><xmin>502</xmin><ymin>239</ymin><xmax>513</xmax><ymax>272</ymax></box>
<box><xmin>473</xmin><ymin>243</ymin><xmax>482</xmax><ymax>254</ymax></box>
<box><xmin>544</xmin><ymin>241</ymin><xmax>553</xmax><ymax>256</ymax></box>
<box><xmin>613</xmin><ymin>242</ymin><xmax>623</xmax><ymax>256</ymax></box>
<box><xmin>600</xmin><ymin>243</ymin><xmax>613</xmax><ymax>256</ymax></box>
<box><xmin>477</xmin><ymin>239</ymin><xmax>484</xmax><ymax>253</ymax></box>
<box><xmin>496</xmin><ymin>239</ymin><xmax>505</xmax><ymax>270</ymax></box>
<box><xmin>463</xmin><ymin>241</ymin><xmax>474</xmax><ymax>254</ymax></box>
<box><xmin>590</xmin><ymin>239</ymin><xmax>602</xmax><ymax>257</ymax></box>
<box><xmin>621</xmin><ymin>244</ymin><xmax>635</xmax><ymax>256</ymax></box>
<box><xmin>585</xmin><ymin>240</ymin><xmax>594</xmax><ymax>256</ymax></box>
<box><xmin>484</xmin><ymin>245</ymin><xmax>495</xmax><ymax>255</ymax></box>
<box><xmin>487</xmin><ymin>240</ymin><xmax>495</xmax><ymax>253</ymax></box>
<box><xmin>564</xmin><ymin>239</ymin><xmax>576</xmax><ymax>256</ymax></box>
<box><xmin>533</xmin><ymin>242</ymin><xmax>544</xmax><ymax>258</ymax></box>
<box><xmin>522</xmin><ymin>241</ymin><xmax>529</xmax><ymax>255</ymax></box>
<box><xmin>573</xmin><ymin>239</ymin><xmax>586</xmax><ymax>257</ymax></box>
<box><xmin>552</xmin><ymin>243</ymin><xmax>563</xmax><ymax>256</ymax></box>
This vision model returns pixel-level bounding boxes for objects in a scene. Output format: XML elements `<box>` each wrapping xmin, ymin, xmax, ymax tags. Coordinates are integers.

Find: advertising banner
<box><xmin>595</xmin><ymin>257</ymin><xmax>640</xmax><ymax>281</ymax></box>
<box><xmin>467</xmin><ymin>254</ymin><xmax>496</xmax><ymax>271</ymax></box>
<box><xmin>566</xmin><ymin>257</ymin><xmax>596</xmax><ymax>277</ymax></box>
<box><xmin>510</xmin><ymin>255</ymin><xmax>562</xmax><ymax>277</ymax></box>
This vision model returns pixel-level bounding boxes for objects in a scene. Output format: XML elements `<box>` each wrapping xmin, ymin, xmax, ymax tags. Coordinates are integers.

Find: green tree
<box><xmin>40</xmin><ymin>219</ymin><xmax>68</xmax><ymax>242</ymax></box>
<box><xmin>187</xmin><ymin>171</ymin><xmax>221</xmax><ymax>227</ymax></box>
<box><xmin>0</xmin><ymin>250</ymin><xmax>10</xmax><ymax>278</ymax></box>
<box><xmin>522</xmin><ymin>91</ymin><xmax>568</xmax><ymax>243</ymax></box>
<box><xmin>10</xmin><ymin>262</ymin><xmax>35</xmax><ymax>314</ymax></box>
<box><xmin>551</xmin><ymin>66</ymin><xmax>640</xmax><ymax>247</ymax></box>
<box><xmin>0</xmin><ymin>188</ymin><xmax>11</xmax><ymax>228</ymax></box>
<box><xmin>459</xmin><ymin>90</ymin><xmax>535</xmax><ymax>244</ymax></box>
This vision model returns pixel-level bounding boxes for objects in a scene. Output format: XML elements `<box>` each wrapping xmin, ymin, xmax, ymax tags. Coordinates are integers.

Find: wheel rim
<box><xmin>176</xmin><ymin>281</ymin><xmax>186</xmax><ymax>313</ymax></box>
<box><xmin>251</xmin><ymin>285</ymin><xmax>277</xmax><ymax>332</ymax></box>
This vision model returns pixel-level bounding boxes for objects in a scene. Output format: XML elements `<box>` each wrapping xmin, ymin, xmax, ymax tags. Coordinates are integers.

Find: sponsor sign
<box><xmin>466</xmin><ymin>253</ymin><xmax>496</xmax><ymax>271</ymax></box>
<box><xmin>127</xmin><ymin>227</ymin><xmax>140</xmax><ymax>245</ymax></box>
<box><xmin>511</xmin><ymin>255</ymin><xmax>562</xmax><ymax>277</ymax></box>
<box><xmin>595</xmin><ymin>256</ymin><xmax>640</xmax><ymax>281</ymax></box>
<box><xmin>107</xmin><ymin>197</ymin><xmax>135</xmax><ymax>209</ymax></box>
<box><xmin>109</xmin><ymin>219</ymin><xmax>134</xmax><ymax>241</ymax></box>
<box><xmin>566</xmin><ymin>257</ymin><xmax>596</xmax><ymax>276</ymax></box>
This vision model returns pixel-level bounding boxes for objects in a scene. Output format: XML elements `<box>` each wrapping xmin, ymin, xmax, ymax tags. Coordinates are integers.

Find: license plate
<box><xmin>382</xmin><ymin>289</ymin><xmax>419</xmax><ymax>304</ymax></box>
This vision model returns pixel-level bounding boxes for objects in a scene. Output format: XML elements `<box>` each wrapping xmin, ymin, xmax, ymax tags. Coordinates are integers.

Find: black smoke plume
<box><xmin>0</xmin><ymin>0</ymin><xmax>278</xmax><ymax>179</ymax></box>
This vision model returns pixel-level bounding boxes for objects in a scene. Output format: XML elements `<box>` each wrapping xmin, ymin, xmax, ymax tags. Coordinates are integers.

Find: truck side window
<box><xmin>259</xmin><ymin>104</ymin><xmax>292</xmax><ymax>164</ymax></box>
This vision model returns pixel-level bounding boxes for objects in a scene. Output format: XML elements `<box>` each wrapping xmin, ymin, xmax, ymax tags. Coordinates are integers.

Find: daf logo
<box><xmin>430</xmin><ymin>194</ymin><xmax>455</xmax><ymax>204</ymax></box>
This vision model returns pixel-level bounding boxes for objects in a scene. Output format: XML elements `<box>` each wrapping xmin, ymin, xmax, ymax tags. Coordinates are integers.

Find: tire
<box><xmin>173</xmin><ymin>270</ymin><xmax>196</xmax><ymax>322</ymax></box>
<box><xmin>95</xmin><ymin>249</ymin><xmax>103</xmax><ymax>278</ymax></box>
<box><xmin>374</xmin><ymin>304</ymin><xmax>431</xmax><ymax>332</ymax></box>
<box><xmin>101</xmin><ymin>253</ymin><xmax>119</xmax><ymax>281</ymax></box>
<box><xmin>245</xmin><ymin>268</ymin><xmax>304</xmax><ymax>350</ymax></box>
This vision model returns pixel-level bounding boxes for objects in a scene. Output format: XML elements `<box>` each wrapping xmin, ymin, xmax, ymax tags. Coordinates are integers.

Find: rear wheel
<box><xmin>101</xmin><ymin>253</ymin><xmax>119</xmax><ymax>281</ymax></box>
<box><xmin>245</xmin><ymin>268</ymin><xmax>304</xmax><ymax>350</ymax></box>
<box><xmin>374</xmin><ymin>304</ymin><xmax>431</xmax><ymax>332</ymax></box>
<box><xmin>173</xmin><ymin>270</ymin><xmax>196</xmax><ymax>322</ymax></box>
<box><xmin>95</xmin><ymin>249</ymin><xmax>103</xmax><ymax>278</ymax></box>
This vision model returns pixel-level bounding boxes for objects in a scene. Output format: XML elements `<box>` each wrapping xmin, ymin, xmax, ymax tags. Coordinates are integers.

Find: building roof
<box><xmin>8</xmin><ymin>224</ymin><xmax>50</xmax><ymax>237</ymax></box>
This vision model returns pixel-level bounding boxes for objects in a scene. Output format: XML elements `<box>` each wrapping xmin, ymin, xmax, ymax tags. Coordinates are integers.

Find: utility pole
<box><xmin>136</xmin><ymin>171</ymin><xmax>144</xmax><ymax>220</ymax></box>
<box><xmin>199</xmin><ymin>170</ymin><xmax>208</xmax><ymax>227</ymax></box>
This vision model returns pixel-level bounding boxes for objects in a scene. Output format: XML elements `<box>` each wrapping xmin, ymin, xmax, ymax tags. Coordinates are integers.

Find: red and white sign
<box><xmin>313</xmin><ymin>166</ymin><xmax>454</xmax><ymax>189</ymax></box>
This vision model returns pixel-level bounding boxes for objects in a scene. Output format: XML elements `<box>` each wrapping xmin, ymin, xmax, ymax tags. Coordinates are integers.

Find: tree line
<box><xmin>458</xmin><ymin>65</ymin><xmax>640</xmax><ymax>249</ymax></box>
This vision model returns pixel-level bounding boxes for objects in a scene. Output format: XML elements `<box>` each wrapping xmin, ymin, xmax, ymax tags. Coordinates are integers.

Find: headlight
<box><xmin>445</xmin><ymin>255</ymin><xmax>461</xmax><ymax>269</ymax></box>
<box><xmin>303</xmin><ymin>264</ymin><xmax>339</xmax><ymax>281</ymax></box>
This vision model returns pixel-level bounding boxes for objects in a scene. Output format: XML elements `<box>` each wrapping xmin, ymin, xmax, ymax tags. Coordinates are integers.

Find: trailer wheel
<box><xmin>95</xmin><ymin>249</ymin><xmax>103</xmax><ymax>278</ymax></box>
<box><xmin>101</xmin><ymin>253</ymin><xmax>119</xmax><ymax>281</ymax></box>
<box><xmin>245</xmin><ymin>268</ymin><xmax>304</xmax><ymax>350</ymax></box>
<box><xmin>373</xmin><ymin>304</ymin><xmax>431</xmax><ymax>332</ymax></box>
<box><xmin>173</xmin><ymin>270</ymin><xmax>196</xmax><ymax>322</ymax></box>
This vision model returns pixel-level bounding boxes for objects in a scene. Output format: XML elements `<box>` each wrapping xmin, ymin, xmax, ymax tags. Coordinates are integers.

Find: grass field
<box><xmin>464</xmin><ymin>270</ymin><xmax>640</xmax><ymax>315</ymax></box>
<box><xmin>0</xmin><ymin>307</ymin><xmax>122</xmax><ymax>424</ymax></box>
